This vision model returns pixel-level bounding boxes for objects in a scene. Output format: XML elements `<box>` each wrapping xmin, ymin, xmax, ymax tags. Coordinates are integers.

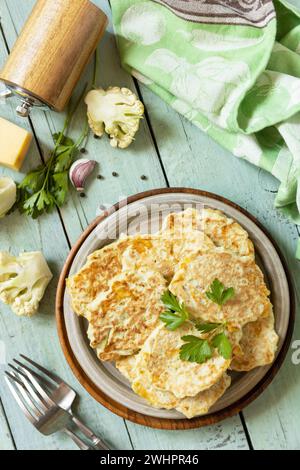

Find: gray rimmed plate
<box><xmin>56</xmin><ymin>188</ymin><xmax>294</xmax><ymax>429</ymax></box>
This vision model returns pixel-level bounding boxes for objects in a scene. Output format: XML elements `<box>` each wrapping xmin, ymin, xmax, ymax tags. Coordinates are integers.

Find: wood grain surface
<box><xmin>0</xmin><ymin>0</ymin><xmax>299</xmax><ymax>450</ymax></box>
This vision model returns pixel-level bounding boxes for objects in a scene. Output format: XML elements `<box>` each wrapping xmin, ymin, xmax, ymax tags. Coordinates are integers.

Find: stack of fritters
<box><xmin>67</xmin><ymin>208</ymin><xmax>278</xmax><ymax>418</ymax></box>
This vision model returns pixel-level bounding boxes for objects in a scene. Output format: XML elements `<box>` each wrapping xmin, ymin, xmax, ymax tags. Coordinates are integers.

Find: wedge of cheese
<box><xmin>0</xmin><ymin>117</ymin><xmax>32</xmax><ymax>171</ymax></box>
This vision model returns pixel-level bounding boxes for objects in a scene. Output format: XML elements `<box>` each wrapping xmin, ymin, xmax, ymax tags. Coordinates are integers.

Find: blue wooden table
<box><xmin>0</xmin><ymin>0</ymin><xmax>299</xmax><ymax>450</ymax></box>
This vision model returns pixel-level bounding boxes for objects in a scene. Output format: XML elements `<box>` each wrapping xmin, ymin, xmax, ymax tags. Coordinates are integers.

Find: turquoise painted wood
<box><xmin>0</xmin><ymin>0</ymin><xmax>298</xmax><ymax>450</ymax></box>
<box><xmin>0</xmin><ymin>400</ymin><xmax>14</xmax><ymax>450</ymax></box>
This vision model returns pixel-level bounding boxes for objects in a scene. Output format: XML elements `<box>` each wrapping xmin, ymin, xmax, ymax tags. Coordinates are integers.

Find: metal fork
<box><xmin>4</xmin><ymin>355</ymin><xmax>109</xmax><ymax>450</ymax></box>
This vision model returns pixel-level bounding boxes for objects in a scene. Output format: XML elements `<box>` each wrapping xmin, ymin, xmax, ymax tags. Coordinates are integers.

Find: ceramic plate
<box><xmin>56</xmin><ymin>189</ymin><xmax>294</xmax><ymax>429</ymax></box>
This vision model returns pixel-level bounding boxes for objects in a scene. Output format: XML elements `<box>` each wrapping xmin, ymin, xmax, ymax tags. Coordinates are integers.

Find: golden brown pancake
<box><xmin>67</xmin><ymin>233</ymin><xmax>173</xmax><ymax>319</ymax></box>
<box><xmin>175</xmin><ymin>374</ymin><xmax>231</xmax><ymax>418</ymax></box>
<box><xmin>170</xmin><ymin>251</ymin><xmax>270</xmax><ymax>329</ymax></box>
<box><xmin>66</xmin><ymin>242</ymin><xmax>122</xmax><ymax>318</ymax></box>
<box><xmin>138</xmin><ymin>324</ymin><xmax>230</xmax><ymax>399</ymax></box>
<box><xmin>116</xmin><ymin>349</ymin><xmax>231</xmax><ymax>418</ymax></box>
<box><xmin>162</xmin><ymin>207</ymin><xmax>254</xmax><ymax>258</ymax></box>
<box><xmin>87</xmin><ymin>269</ymin><xmax>167</xmax><ymax>361</ymax></box>
<box><xmin>231</xmin><ymin>307</ymin><xmax>278</xmax><ymax>371</ymax></box>
<box><xmin>161</xmin><ymin>208</ymin><xmax>216</xmax><ymax>268</ymax></box>
<box><xmin>200</xmin><ymin>208</ymin><xmax>255</xmax><ymax>258</ymax></box>
<box><xmin>120</xmin><ymin>233</ymin><xmax>175</xmax><ymax>280</ymax></box>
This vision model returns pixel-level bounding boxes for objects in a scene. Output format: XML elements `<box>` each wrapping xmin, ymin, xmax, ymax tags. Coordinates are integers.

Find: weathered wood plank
<box><xmin>126</xmin><ymin>418</ymin><xmax>249</xmax><ymax>450</ymax></box>
<box><xmin>137</xmin><ymin>82</ymin><xmax>300</xmax><ymax>450</ymax></box>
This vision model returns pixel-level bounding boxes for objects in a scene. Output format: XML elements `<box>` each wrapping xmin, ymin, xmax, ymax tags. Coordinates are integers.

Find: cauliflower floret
<box><xmin>0</xmin><ymin>251</ymin><xmax>53</xmax><ymax>317</ymax></box>
<box><xmin>0</xmin><ymin>176</ymin><xmax>16</xmax><ymax>218</ymax></box>
<box><xmin>85</xmin><ymin>87</ymin><xmax>144</xmax><ymax>149</ymax></box>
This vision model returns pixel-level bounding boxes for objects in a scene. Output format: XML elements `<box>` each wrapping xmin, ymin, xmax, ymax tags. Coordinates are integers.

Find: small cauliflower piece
<box><xmin>0</xmin><ymin>176</ymin><xmax>16</xmax><ymax>218</ymax></box>
<box><xmin>85</xmin><ymin>87</ymin><xmax>144</xmax><ymax>149</ymax></box>
<box><xmin>0</xmin><ymin>251</ymin><xmax>53</xmax><ymax>317</ymax></box>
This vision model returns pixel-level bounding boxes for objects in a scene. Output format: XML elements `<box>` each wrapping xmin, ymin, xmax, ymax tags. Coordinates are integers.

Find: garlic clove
<box><xmin>0</xmin><ymin>176</ymin><xmax>17</xmax><ymax>218</ymax></box>
<box><xmin>69</xmin><ymin>159</ymin><xmax>97</xmax><ymax>192</ymax></box>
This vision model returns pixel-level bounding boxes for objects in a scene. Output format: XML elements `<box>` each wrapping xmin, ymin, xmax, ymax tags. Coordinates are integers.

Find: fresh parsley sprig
<box><xmin>159</xmin><ymin>290</ymin><xmax>189</xmax><ymax>331</ymax></box>
<box><xmin>205</xmin><ymin>279</ymin><xmax>235</xmax><ymax>306</ymax></box>
<box><xmin>196</xmin><ymin>322</ymin><xmax>221</xmax><ymax>333</ymax></box>
<box><xmin>17</xmin><ymin>89</ymin><xmax>89</xmax><ymax>218</ymax></box>
<box><xmin>211</xmin><ymin>333</ymin><xmax>232</xmax><ymax>359</ymax></box>
<box><xmin>180</xmin><ymin>336</ymin><xmax>212</xmax><ymax>364</ymax></box>
<box><xmin>16</xmin><ymin>49</ymin><xmax>101</xmax><ymax>219</ymax></box>
<box><xmin>160</xmin><ymin>290</ymin><xmax>233</xmax><ymax>364</ymax></box>
<box><xmin>180</xmin><ymin>330</ymin><xmax>232</xmax><ymax>364</ymax></box>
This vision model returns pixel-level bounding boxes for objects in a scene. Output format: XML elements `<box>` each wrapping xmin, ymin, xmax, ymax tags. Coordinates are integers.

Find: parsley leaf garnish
<box><xmin>180</xmin><ymin>331</ymin><xmax>232</xmax><ymax>364</ymax></box>
<box><xmin>17</xmin><ymin>104</ymin><xmax>89</xmax><ymax>219</ymax></box>
<box><xmin>160</xmin><ymin>290</ymin><xmax>189</xmax><ymax>331</ymax></box>
<box><xmin>180</xmin><ymin>336</ymin><xmax>212</xmax><ymax>364</ymax></box>
<box><xmin>205</xmin><ymin>279</ymin><xmax>235</xmax><ymax>306</ymax></box>
<box><xmin>160</xmin><ymin>291</ymin><xmax>233</xmax><ymax>364</ymax></box>
<box><xmin>15</xmin><ymin>52</ymin><xmax>102</xmax><ymax>219</ymax></box>
<box><xmin>196</xmin><ymin>322</ymin><xmax>221</xmax><ymax>333</ymax></box>
<box><xmin>17</xmin><ymin>134</ymin><xmax>76</xmax><ymax>218</ymax></box>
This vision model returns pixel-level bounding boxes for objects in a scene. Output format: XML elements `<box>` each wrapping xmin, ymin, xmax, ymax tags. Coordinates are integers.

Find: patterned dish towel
<box><xmin>111</xmin><ymin>0</ymin><xmax>300</xmax><ymax>256</ymax></box>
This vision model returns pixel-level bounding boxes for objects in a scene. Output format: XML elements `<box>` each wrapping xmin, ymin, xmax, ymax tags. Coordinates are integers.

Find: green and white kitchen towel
<box><xmin>111</xmin><ymin>0</ymin><xmax>300</xmax><ymax>254</ymax></box>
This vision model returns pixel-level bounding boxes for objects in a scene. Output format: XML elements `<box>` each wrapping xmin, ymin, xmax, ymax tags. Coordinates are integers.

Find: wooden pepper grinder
<box><xmin>0</xmin><ymin>0</ymin><xmax>107</xmax><ymax>116</ymax></box>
